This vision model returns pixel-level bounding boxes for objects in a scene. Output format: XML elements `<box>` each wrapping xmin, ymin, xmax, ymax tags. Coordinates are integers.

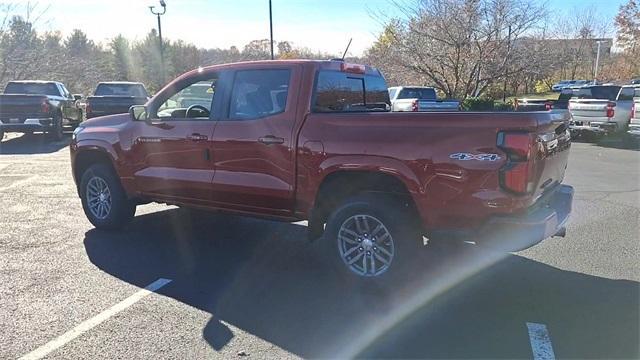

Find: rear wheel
<box><xmin>322</xmin><ymin>194</ymin><xmax>421</xmax><ymax>279</ymax></box>
<box><xmin>47</xmin><ymin>113</ymin><xmax>63</xmax><ymax>141</ymax></box>
<box><xmin>0</xmin><ymin>129</ymin><xmax>4</xmax><ymax>141</ymax></box>
<box><xmin>80</xmin><ymin>163</ymin><xmax>136</xmax><ymax>230</ymax></box>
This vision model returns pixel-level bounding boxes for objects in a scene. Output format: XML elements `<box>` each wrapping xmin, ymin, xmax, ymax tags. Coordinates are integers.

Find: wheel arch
<box><xmin>308</xmin><ymin>166</ymin><xmax>423</xmax><ymax>240</ymax></box>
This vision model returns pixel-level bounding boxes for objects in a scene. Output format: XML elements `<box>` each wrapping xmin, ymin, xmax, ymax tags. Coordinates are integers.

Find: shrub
<box><xmin>462</xmin><ymin>97</ymin><xmax>495</xmax><ymax>111</ymax></box>
<box><xmin>493</xmin><ymin>101</ymin><xmax>514</xmax><ymax>111</ymax></box>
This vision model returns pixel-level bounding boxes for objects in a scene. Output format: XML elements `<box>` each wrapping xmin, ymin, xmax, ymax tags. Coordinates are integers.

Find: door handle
<box><xmin>258</xmin><ymin>135</ymin><xmax>284</xmax><ymax>145</ymax></box>
<box><xmin>187</xmin><ymin>133</ymin><xmax>208</xmax><ymax>141</ymax></box>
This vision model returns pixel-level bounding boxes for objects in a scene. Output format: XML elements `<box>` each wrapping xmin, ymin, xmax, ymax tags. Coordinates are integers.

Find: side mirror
<box><xmin>73</xmin><ymin>94</ymin><xmax>83</xmax><ymax>101</ymax></box>
<box><xmin>129</xmin><ymin>105</ymin><xmax>149</xmax><ymax>121</ymax></box>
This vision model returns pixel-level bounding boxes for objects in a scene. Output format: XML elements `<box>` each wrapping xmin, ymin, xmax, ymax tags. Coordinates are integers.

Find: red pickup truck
<box><xmin>70</xmin><ymin>60</ymin><xmax>573</xmax><ymax>278</ymax></box>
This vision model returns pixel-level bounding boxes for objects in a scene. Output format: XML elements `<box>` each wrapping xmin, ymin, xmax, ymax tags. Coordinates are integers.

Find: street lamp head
<box><xmin>159</xmin><ymin>0</ymin><xmax>166</xmax><ymax>7</ymax></box>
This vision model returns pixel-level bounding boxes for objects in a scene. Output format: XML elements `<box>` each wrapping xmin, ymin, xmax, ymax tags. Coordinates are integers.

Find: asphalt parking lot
<box><xmin>1</xmin><ymin>133</ymin><xmax>638</xmax><ymax>359</ymax></box>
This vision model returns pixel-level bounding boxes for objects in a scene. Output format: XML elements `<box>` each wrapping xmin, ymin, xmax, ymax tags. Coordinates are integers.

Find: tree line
<box><xmin>367</xmin><ymin>0</ymin><xmax>639</xmax><ymax>100</ymax></box>
<box><xmin>0</xmin><ymin>0</ymin><xmax>637</xmax><ymax>100</ymax></box>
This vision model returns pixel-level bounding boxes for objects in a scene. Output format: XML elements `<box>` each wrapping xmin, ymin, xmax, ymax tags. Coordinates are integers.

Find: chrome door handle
<box><xmin>187</xmin><ymin>133</ymin><xmax>208</xmax><ymax>141</ymax></box>
<box><xmin>258</xmin><ymin>135</ymin><xmax>284</xmax><ymax>145</ymax></box>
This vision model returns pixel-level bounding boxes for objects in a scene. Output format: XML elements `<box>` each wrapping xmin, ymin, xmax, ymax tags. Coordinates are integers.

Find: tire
<box><xmin>47</xmin><ymin>113</ymin><xmax>64</xmax><ymax>142</ymax></box>
<box><xmin>0</xmin><ymin>129</ymin><xmax>4</xmax><ymax>141</ymax></box>
<box><xmin>321</xmin><ymin>194</ymin><xmax>422</xmax><ymax>280</ymax></box>
<box><xmin>80</xmin><ymin>163</ymin><xmax>136</xmax><ymax>230</ymax></box>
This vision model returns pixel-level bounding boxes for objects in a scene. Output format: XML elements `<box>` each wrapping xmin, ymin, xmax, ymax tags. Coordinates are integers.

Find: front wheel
<box><xmin>80</xmin><ymin>163</ymin><xmax>136</xmax><ymax>230</ymax></box>
<box><xmin>322</xmin><ymin>194</ymin><xmax>421</xmax><ymax>279</ymax></box>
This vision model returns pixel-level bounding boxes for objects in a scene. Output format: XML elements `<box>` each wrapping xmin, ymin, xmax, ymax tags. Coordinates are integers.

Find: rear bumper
<box><xmin>0</xmin><ymin>118</ymin><xmax>54</xmax><ymax>132</ymax></box>
<box><xmin>475</xmin><ymin>185</ymin><xmax>574</xmax><ymax>251</ymax></box>
<box><xmin>569</xmin><ymin>120</ymin><xmax>617</xmax><ymax>135</ymax></box>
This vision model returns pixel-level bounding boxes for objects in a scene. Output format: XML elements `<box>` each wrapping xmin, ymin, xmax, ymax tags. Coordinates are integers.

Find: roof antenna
<box><xmin>341</xmin><ymin>38</ymin><xmax>353</xmax><ymax>60</ymax></box>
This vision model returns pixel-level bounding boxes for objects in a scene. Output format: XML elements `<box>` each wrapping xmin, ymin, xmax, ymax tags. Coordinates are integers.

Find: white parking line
<box><xmin>526</xmin><ymin>322</ymin><xmax>556</xmax><ymax>360</ymax></box>
<box><xmin>19</xmin><ymin>278</ymin><xmax>172</xmax><ymax>360</ymax></box>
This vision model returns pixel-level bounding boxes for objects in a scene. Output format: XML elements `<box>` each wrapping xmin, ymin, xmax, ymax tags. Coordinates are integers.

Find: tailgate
<box><xmin>532</xmin><ymin>112</ymin><xmax>571</xmax><ymax>200</ymax></box>
<box><xmin>418</xmin><ymin>100</ymin><xmax>459</xmax><ymax>111</ymax></box>
<box><xmin>0</xmin><ymin>95</ymin><xmax>48</xmax><ymax>123</ymax></box>
<box><xmin>569</xmin><ymin>99</ymin><xmax>609</xmax><ymax>118</ymax></box>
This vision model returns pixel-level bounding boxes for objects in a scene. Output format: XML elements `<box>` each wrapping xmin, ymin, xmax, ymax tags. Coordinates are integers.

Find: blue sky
<box><xmin>18</xmin><ymin>0</ymin><xmax>627</xmax><ymax>56</ymax></box>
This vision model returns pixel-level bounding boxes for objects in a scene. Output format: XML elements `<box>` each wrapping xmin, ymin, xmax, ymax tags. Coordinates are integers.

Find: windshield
<box><xmin>94</xmin><ymin>83</ymin><xmax>148</xmax><ymax>97</ymax></box>
<box><xmin>4</xmin><ymin>82</ymin><xmax>59</xmax><ymax>96</ymax></box>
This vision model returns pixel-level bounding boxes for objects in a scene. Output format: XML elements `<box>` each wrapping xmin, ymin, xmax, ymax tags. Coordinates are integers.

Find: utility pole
<box><xmin>269</xmin><ymin>0</ymin><xmax>274</xmax><ymax>60</ymax></box>
<box><xmin>149</xmin><ymin>0</ymin><xmax>167</xmax><ymax>83</ymax></box>
<box><xmin>502</xmin><ymin>25</ymin><xmax>512</xmax><ymax>102</ymax></box>
<box><xmin>593</xmin><ymin>40</ymin><xmax>603</xmax><ymax>85</ymax></box>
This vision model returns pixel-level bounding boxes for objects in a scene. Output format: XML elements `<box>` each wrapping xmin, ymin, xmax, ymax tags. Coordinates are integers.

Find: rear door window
<box><xmin>228</xmin><ymin>69</ymin><xmax>290</xmax><ymax>120</ymax></box>
<box><xmin>313</xmin><ymin>70</ymin><xmax>390</xmax><ymax>112</ymax></box>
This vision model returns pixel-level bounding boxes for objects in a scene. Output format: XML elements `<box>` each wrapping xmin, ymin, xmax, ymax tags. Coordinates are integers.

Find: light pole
<box><xmin>269</xmin><ymin>0</ymin><xmax>274</xmax><ymax>60</ymax></box>
<box><xmin>149</xmin><ymin>0</ymin><xmax>167</xmax><ymax>83</ymax></box>
<box><xmin>593</xmin><ymin>40</ymin><xmax>603</xmax><ymax>85</ymax></box>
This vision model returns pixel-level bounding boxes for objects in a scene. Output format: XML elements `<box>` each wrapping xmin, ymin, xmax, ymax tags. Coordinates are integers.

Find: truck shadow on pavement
<box><xmin>0</xmin><ymin>133</ymin><xmax>70</xmax><ymax>154</ymax></box>
<box><xmin>83</xmin><ymin>208</ymin><xmax>639</xmax><ymax>359</ymax></box>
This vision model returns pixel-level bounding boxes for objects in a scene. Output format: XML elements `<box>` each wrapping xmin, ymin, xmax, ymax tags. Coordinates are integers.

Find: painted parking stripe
<box><xmin>19</xmin><ymin>278</ymin><xmax>172</xmax><ymax>360</ymax></box>
<box><xmin>526</xmin><ymin>322</ymin><xmax>556</xmax><ymax>360</ymax></box>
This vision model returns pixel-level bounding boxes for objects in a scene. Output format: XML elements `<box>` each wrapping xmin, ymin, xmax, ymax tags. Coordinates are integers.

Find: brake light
<box><xmin>497</xmin><ymin>132</ymin><xmax>535</xmax><ymax>194</ymax></box>
<box><xmin>514</xmin><ymin>99</ymin><xmax>519</xmax><ymax>111</ymax></box>
<box><xmin>545</xmin><ymin>101</ymin><xmax>553</xmax><ymax>111</ymax></box>
<box><xmin>41</xmin><ymin>100</ymin><xmax>50</xmax><ymax>114</ymax></box>
<box><xmin>340</xmin><ymin>62</ymin><xmax>365</xmax><ymax>74</ymax></box>
<box><xmin>606</xmin><ymin>102</ymin><xmax>615</xmax><ymax>118</ymax></box>
<box><xmin>86</xmin><ymin>101</ymin><xmax>92</xmax><ymax>117</ymax></box>
<box><xmin>632</xmin><ymin>103</ymin><xmax>636</xmax><ymax>119</ymax></box>
<box><xmin>411</xmin><ymin>99</ymin><xmax>419</xmax><ymax>112</ymax></box>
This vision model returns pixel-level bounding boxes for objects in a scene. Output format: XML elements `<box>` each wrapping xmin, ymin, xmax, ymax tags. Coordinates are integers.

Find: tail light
<box><xmin>411</xmin><ymin>99</ymin><xmax>419</xmax><ymax>112</ymax></box>
<box><xmin>41</xmin><ymin>100</ymin><xmax>50</xmax><ymax>114</ymax></box>
<box><xmin>514</xmin><ymin>99</ymin><xmax>519</xmax><ymax>111</ymax></box>
<box><xmin>606</xmin><ymin>102</ymin><xmax>615</xmax><ymax>118</ymax></box>
<box><xmin>632</xmin><ymin>103</ymin><xmax>636</xmax><ymax>119</ymax></box>
<box><xmin>86</xmin><ymin>101</ymin><xmax>92</xmax><ymax>117</ymax></box>
<box><xmin>544</xmin><ymin>101</ymin><xmax>553</xmax><ymax>111</ymax></box>
<box><xmin>497</xmin><ymin>132</ymin><xmax>536</xmax><ymax>194</ymax></box>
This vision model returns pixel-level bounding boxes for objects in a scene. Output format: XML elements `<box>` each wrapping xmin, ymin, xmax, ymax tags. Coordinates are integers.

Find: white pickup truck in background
<box><xmin>567</xmin><ymin>85</ymin><xmax>634</xmax><ymax>138</ymax></box>
<box><xmin>388</xmin><ymin>86</ymin><xmax>460</xmax><ymax>112</ymax></box>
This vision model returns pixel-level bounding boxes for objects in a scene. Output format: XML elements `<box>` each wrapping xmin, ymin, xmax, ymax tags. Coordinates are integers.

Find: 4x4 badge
<box><xmin>449</xmin><ymin>153</ymin><xmax>501</xmax><ymax>161</ymax></box>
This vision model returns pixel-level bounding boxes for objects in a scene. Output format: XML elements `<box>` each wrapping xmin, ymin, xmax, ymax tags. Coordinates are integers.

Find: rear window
<box><xmin>5</xmin><ymin>82</ymin><xmax>59</xmax><ymax>96</ymax></box>
<box><xmin>95</xmin><ymin>83</ymin><xmax>148</xmax><ymax>97</ymax></box>
<box><xmin>558</xmin><ymin>89</ymin><xmax>574</xmax><ymax>101</ymax></box>
<box><xmin>574</xmin><ymin>86</ymin><xmax>621</xmax><ymax>101</ymax></box>
<box><xmin>313</xmin><ymin>70</ymin><xmax>390</xmax><ymax>113</ymax></box>
<box><xmin>617</xmin><ymin>87</ymin><xmax>640</xmax><ymax>101</ymax></box>
<box><xmin>397</xmin><ymin>87</ymin><xmax>436</xmax><ymax>100</ymax></box>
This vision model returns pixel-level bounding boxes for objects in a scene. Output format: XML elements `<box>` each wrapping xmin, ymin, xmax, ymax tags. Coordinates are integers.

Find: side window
<box><xmin>388</xmin><ymin>88</ymin><xmax>398</xmax><ymax>101</ymax></box>
<box><xmin>157</xmin><ymin>77</ymin><xmax>217</xmax><ymax>120</ymax></box>
<box><xmin>313</xmin><ymin>70</ymin><xmax>390</xmax><ymax>112</ymax></box>
<box><xmin>56</xmin><ymin>84</ymin><xmax>69</xmax><ymax>98</ymax></box>
<box><xmin>228</xmin><ymin>69</ymin><xmax>290</xmax><ymax>120</ymax></box>
<box><xmin>618</xmin><ymin>87</ymin><xmax>635</xmax><ymax>101</ymax></box>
